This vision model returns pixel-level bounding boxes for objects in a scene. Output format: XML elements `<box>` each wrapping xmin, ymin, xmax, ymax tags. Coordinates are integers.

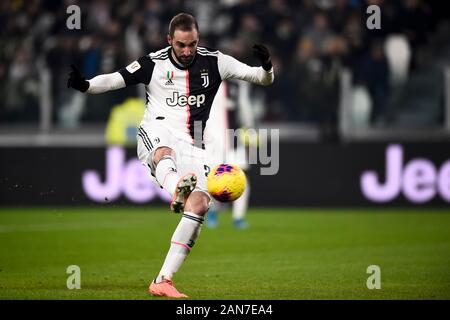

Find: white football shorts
<box><xmin>136</xmin><ymin>122</ymin><xmax>210</xmax><ymax>195</ymax></box>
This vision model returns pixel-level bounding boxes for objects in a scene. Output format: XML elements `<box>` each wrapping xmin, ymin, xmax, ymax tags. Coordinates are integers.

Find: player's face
<box><xmin>168</xmin><ymin>29</ymin><xmax>199</xmax><ymax>66</ymax></box>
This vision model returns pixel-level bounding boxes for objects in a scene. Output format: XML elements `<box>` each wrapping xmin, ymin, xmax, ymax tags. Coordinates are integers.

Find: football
<box><xmin>207</xmin><ymin>164</ymin><xmax>247</xmax><ymax>202</ymax></box>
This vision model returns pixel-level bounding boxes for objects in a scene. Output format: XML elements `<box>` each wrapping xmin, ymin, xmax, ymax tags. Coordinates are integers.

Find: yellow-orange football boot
<box><xmin>149</xmin><ymin>278</ymin><xmax>188</xmax><ymax>298</ymax></box>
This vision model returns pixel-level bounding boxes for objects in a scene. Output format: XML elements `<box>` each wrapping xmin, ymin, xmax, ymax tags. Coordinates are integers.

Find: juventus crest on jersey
<box><xmin>118</xmin><ymin>46</ymin><xmax>273</xmax><ymax>145</ymax></box>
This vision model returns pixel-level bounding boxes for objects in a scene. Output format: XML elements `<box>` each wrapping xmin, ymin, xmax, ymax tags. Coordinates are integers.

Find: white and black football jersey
<box><xmin>117</xmin><ymin>46</ymin><xmax>273</xmax><ymax>146</ymax></box>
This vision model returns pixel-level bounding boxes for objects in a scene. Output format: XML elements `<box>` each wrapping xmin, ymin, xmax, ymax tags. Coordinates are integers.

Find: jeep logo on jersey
<box><xmin>166</xmin><ymin>92</ymin><xmax>206</xmax><ymax>108</ymax></box>
<box><xmin>201</xmin><ymin>72</ymin><xmax>209</xmax><ymax>88</ymax></box>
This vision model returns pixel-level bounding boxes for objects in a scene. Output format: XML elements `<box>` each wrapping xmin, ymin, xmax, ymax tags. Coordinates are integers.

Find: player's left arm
<box><xmin>218</xmin><ymin>44</ymin><xmax>274</xmax><ymax>86</ymax></box>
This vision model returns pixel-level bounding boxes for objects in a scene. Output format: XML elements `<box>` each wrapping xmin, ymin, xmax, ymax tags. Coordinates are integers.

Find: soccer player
<box><xmin>67</xmin><ymin>13</ymin><xmax>274</xmax><ymax>298</ymax></box>
<box><xmin>204</xmin><ymin>80</ymin><xmax>256</xmax><ymax>229</ymax></box>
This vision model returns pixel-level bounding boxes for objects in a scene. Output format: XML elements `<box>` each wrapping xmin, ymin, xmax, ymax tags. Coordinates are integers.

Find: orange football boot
<box><xmin>149</xmin><ymin>278</ymin><xmax>188</xmax><ymax>298</ymax></box>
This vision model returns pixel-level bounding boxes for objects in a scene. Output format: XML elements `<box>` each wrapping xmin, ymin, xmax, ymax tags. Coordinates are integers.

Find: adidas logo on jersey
<box><xmin>165</xmin><ymin>70</ymin><xmax>174</xmax><ymax>85</ymax></box>
<box><xmin>166</xmin><ymin>92</ymin><xmax>206</xmax><ymax>108</ymax></box>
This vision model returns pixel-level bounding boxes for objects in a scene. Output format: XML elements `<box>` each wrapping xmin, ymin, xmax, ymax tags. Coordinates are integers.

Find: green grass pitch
<box><xmin>0</xmin><ymin>207</ymin><xmax>449</xmax><ymax>300</ymax></box>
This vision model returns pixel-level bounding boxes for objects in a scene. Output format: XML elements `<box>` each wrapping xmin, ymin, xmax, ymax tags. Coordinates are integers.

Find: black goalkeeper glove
<box><xmin>252</xmin><ymin>44</ymin><xmax>272</xmax><ymax>71</ymax></box>
<box><xmin>67</xmin><ymin>64</ymin><xmax>89</xmax><ymax>92</ymax></box>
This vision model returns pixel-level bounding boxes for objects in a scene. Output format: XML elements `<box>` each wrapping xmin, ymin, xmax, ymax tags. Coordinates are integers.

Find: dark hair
<box><xmin>168</xmin><ymin>13</ymin><xmax>199</xmax><ymax>37</ymax></box>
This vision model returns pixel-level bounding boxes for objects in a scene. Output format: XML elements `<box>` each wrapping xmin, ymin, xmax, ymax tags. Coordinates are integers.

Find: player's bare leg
<box><xmin>184</xmin><ymin>191</ymin><xmax>210</xmax><ymax>215</ymax></box>
<box><xmin>149</xmin><ymin>185</ymin><xmax>210</xmax><ymax>298</ymax></box>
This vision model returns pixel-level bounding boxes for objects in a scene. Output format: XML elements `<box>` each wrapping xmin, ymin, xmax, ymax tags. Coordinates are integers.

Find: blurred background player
<box><xmin>204</xmin><ymin>79</ymin><xmax>259</xmax><ymax>229</ymax></box>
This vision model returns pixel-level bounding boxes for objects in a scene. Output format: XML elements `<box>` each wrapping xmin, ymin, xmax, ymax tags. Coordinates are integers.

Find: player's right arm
<box><xmin>67</xmin><ymin>56</ymin><xmax>154</xmax><ymax>94</ymax></box>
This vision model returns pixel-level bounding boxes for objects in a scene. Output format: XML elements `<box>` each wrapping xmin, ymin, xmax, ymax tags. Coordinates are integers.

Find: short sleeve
<box><xmin>118</xmin><ymin>56</ymin><xmax>155</xmax><ymax>86</ymax></box>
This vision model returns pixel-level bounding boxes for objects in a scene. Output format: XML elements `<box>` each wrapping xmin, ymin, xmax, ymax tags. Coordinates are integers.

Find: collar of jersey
<box><xmin>168</xmin><ymin>47</ymin><xmax>197</xmax><ymax>70</ymax></box>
